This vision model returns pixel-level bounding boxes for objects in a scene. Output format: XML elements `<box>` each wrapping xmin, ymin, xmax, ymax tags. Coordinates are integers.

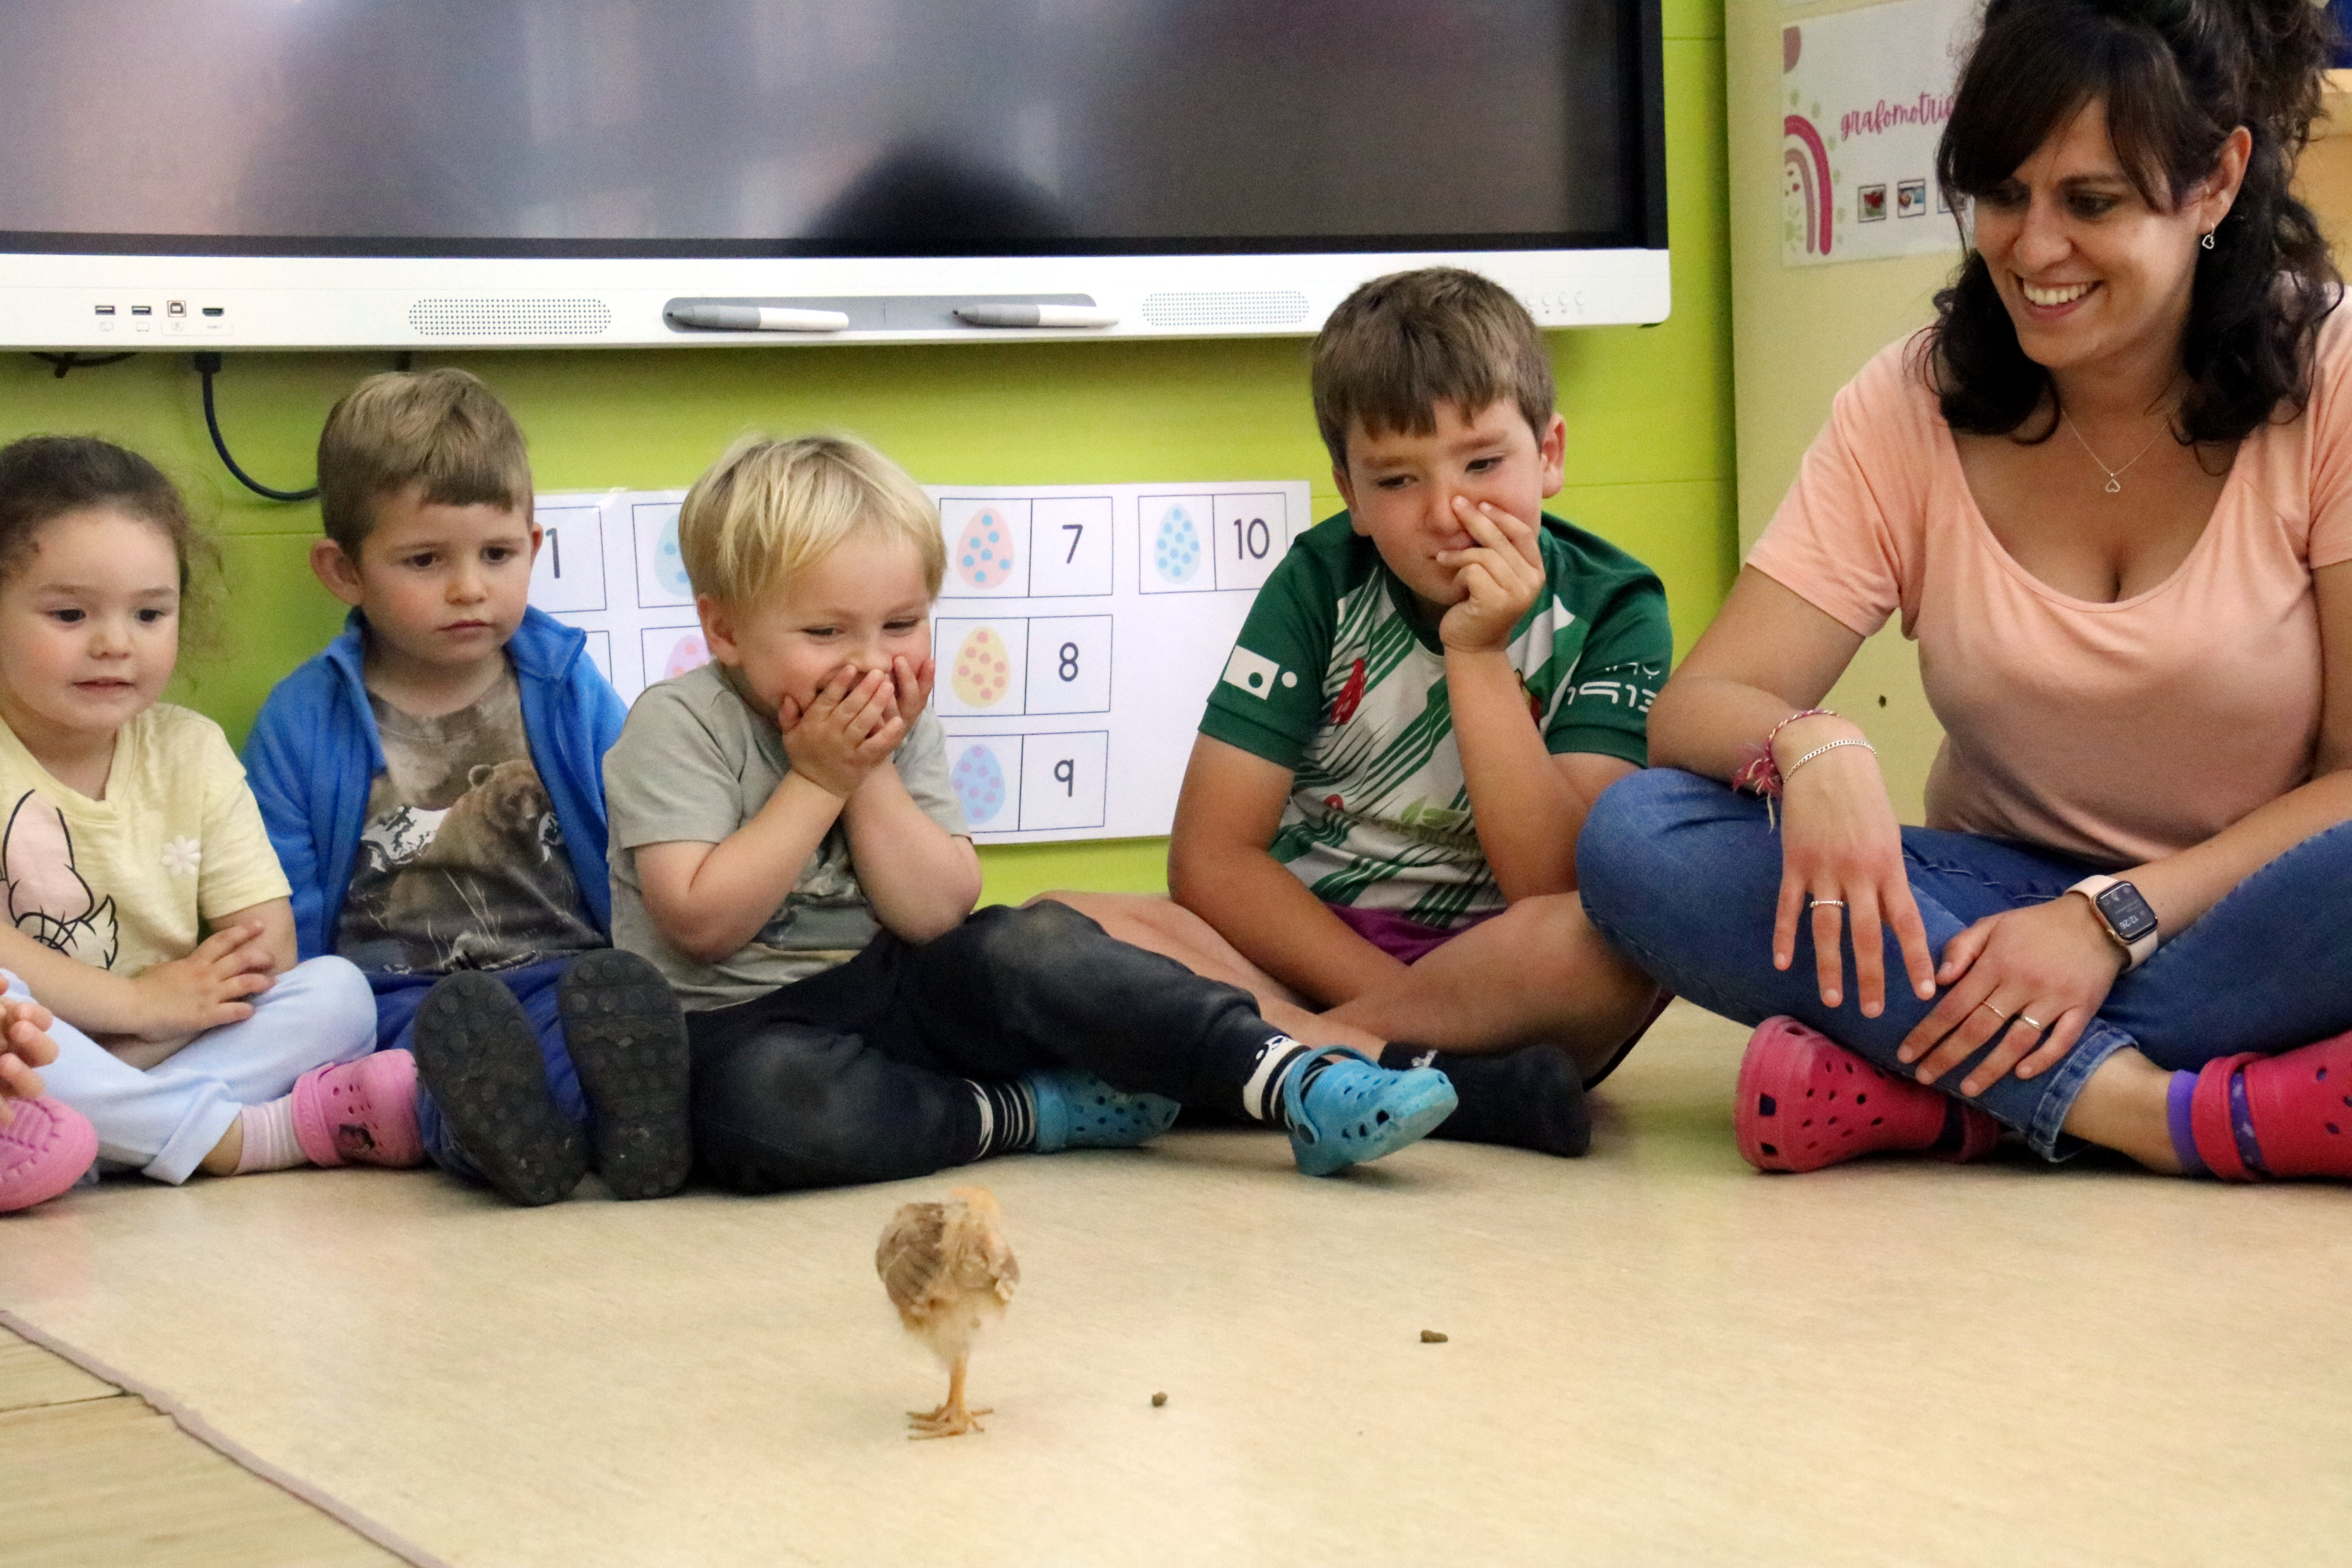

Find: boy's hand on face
<box><xmin>889</xmin><ymin>654</ymin><xmax>936</xmax><ymax>729</ymax></box>
<box><xmin>1435</xmin><ymin>498</ymin><xmax>1544</xmax><ymax>655</ymax></box>
<box><xmin>780</xmin><ymin>665</ymin><xmax>911</xmax><ymax>798</ymax></box>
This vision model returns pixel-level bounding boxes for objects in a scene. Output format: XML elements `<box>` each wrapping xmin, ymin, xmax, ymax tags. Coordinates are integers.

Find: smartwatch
<box><xmin>2067</xmin><ymin>874</ymin><xmax>2159</xmax><ymax>971</ymax></box>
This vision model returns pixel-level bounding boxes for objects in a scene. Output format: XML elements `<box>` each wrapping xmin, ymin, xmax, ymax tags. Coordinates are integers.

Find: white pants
<box><xmin>17</xmin><ymin>957</ymin><xmax>378</xmax><ymax>1184</ymax></box>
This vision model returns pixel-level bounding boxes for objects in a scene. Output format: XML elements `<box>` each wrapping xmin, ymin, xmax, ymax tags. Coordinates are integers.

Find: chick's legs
<box><xmin>907</xmin><ymin>1355</ymin><xmax>990</xmax><ymax>1439</ymax></box>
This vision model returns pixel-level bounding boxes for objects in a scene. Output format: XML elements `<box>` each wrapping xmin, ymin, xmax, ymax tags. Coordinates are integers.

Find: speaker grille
<box><xmin>406</xmin><ymin>298</ymin><xmax>614</xmax><ymax>337</ymax></box>
<box><xmin>1140</xmin><ymin>290</ymin><xmax>1310</xmax><ymax>329</ymax></box>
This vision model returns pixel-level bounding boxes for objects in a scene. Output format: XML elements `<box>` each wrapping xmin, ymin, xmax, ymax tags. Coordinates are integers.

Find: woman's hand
<box><xmin>1896</xmin><ymin>894</ymin><xmax>2124</xmax><ymax>1096</ymax></box>
<box><xmin>1772</xmin><ymin>737</ymin><xmax>1938</xmax><ymax>1016</ymax></box>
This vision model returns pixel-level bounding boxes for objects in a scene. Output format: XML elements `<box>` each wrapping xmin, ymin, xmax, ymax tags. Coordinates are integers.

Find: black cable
<box><xmin>193</xmin><ymin>351</ymin><xmax>318</xmax><ymax>502</ymax></box>
<box><xmin>31</xmin><ymin>352</ymin><xmax>135</xmax><ymax>379</ymax></box>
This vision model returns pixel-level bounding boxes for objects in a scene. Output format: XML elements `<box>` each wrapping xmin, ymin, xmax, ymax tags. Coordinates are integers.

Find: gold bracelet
<box><xmin>1782</xmin><ymin>736</ymin><xmax>1876</xmax><ymax>781</ymax></box>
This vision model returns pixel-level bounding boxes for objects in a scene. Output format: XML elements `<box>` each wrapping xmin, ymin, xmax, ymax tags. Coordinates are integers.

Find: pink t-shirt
<box><xmin>1749</xmin><ymin>311</ymin><xmax>2352</xmax><ymax>869</ymax></box>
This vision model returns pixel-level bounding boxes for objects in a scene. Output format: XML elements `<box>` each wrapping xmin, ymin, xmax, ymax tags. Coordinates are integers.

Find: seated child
<box><xmin>247</xmin><ymin>369</ymin><xmax>690</xmax><ymax>1208</ymax></box>
<box><xmin>0</xmin><ymin>436</ymin><xmax>396</xmax><ymax>1214</ymax></box>
<box><xmin>605</xmin><ymin>433</ymin><xmax>1458</xmax><ymax>1190</ymax></box>
<box><xmin>1054</xmin><ymin>268</ymin><xmax>1670</xmax><ymax>1157</ymax></box>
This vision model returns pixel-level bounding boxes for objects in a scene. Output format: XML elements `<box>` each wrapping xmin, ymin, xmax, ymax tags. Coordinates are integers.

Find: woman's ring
<box><xmin>1977</xmin><ymin>1001</ymin><xmax>2008</xmax><ymax>1022</ymax></box>
<box><xmin>1809</xmin><ymin>898</ymin><xmax>1847</xmax><ymax>910</ymax></box>
<box><xmin>2017</xmin><ymin>1014</ymin><xmax>2045</xmax><ymax>1032</ymax></box>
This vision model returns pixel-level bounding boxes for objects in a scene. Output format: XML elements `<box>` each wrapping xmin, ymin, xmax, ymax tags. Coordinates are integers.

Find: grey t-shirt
<box><xmin>336</xmin><ymin>664</ymin><xmax>601</xmax><ymax>974</ymax></box>
<box><xmin>604</xmin><ymin>661</ymin><xmax>967</xmax><ymax>1010</ymax></box>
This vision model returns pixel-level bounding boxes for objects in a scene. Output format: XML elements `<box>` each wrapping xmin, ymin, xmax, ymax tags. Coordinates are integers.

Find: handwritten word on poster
<box><xmin>1781</xmin><ymin>0</ymin><xmax>1973</xmax><ymax>266</ymax></box>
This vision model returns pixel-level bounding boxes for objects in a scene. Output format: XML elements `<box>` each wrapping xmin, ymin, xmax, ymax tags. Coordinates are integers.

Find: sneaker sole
<box><xmin>415</xmin><ymin>973</ymin><xmax>586</xmax><ymax>1207</ymax></box>
<box><xmin>559</xmin><ymin>951</ymin><xmax>692</xmax><ymax>1200</ymax></box>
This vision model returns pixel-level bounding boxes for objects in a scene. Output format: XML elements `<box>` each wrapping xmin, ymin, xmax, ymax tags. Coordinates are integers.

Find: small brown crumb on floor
<box><xmin>1151</xmin><ymin>1392</ymin><xmax>1168</xmax><ymax>1407</ymax></box>
<box><xmin>1420</xmin><ymin>1330</ymin><xmax>1449</xmax><ymax>1343</ymax></box>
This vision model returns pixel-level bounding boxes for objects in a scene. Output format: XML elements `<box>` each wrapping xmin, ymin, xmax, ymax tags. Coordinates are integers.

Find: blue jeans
<box><xmin>1578</xmin><ymin>769</ymin><xmax>2352</xmax><ymax>1159</ymax></box>
<box><xmin>368</xmin><ymin>957</ymin><xmax>587</xmax><ymax>1184</ymax></box>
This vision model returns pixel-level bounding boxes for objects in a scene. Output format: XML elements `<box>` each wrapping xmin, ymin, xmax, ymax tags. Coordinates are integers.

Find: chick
<box><xmin>876</xmin><ymin>1185</ymin><xmax>1020</xmax><ymax>1439</ymax></box>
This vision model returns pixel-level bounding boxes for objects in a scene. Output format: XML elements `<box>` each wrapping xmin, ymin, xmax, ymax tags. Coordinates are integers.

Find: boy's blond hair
<box><xmin>315</xmin><ymin>368</ymin><xmax>532</xmax><ymax>554</ymax></box>
<box><xmin>678</xmin><ymin>434</ymin><xmax>944</xmax><ymax>608</ymax></box>
<box><xmin>1310</xmin><ymin>268</ymin><xmax>1556</xmax><ymax>471</ymax></box>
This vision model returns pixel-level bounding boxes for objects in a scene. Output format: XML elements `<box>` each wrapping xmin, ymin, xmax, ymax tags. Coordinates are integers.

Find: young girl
<box><xmin>0</xmin><ymin>435</ymin><xmax>417</xmax><ymax>1214</ymax></box>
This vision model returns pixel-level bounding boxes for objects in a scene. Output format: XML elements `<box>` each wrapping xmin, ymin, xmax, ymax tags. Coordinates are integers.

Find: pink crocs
<box><xmin>2188</xmin><ymin>1030</ymin><xmax>2352</xmax><ymax>1182</ymax></box>
<box><xmin>291</xmin><ymin>1052</ymin><xmax>424</xmax><ymax>1168</ymax></box>
<box><xmin>1734</xmin><ymin>1016</ymin><xmax>2002</xmax><ymax>1173</ymax></box>
<box><xmin>0</xmin><ymin>1096</ymin><xmax>99</xmax><ymax>1213</ymax></box>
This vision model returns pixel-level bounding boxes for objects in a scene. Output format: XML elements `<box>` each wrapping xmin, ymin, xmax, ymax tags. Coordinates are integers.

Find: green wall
<box><xmin>0</xmin><ymin>1</ymin><xmax>1734</xmax><ymax>908</ymax></box>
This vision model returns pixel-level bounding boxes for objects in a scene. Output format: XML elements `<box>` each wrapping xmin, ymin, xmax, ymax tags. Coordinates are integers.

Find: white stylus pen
<box><xmin>668</xmin><ymin>303</ymin><xmax>851</xmax><ymax>332</ymax></box>
<box><xmin>956</xmin><ymin>304</ymin><xmax>1120</xmax><ymax>329</ymax></box>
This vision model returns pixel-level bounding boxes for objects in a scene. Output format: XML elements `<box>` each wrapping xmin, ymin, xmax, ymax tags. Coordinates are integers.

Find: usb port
<box><xmin>130</xmin><ymin>305</ymin><xmax>151</xmax><ymax>317</ymax></box>
<box><xmin>201</xmin><ymin>306</ymin><xmax>224</xmax><ymax>318</ymax></box>
<box><xmin>94</xmin><ymin>304</ymin><xmax>115</xmax><ymax>317</ymax></box>
<box><xmin>167</xmin><ymin>300</ymin><xmax>186</xmax><ymax>317</ymax></box>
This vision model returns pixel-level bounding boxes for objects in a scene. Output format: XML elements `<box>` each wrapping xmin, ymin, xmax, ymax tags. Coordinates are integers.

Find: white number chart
<box><xmin>930</xmin><ymin>481</ymin><xmax>1304</xmax><ymax>842</ymax></box>
<box><xmin>527</xmin><ymin>488</ymin><xmax>703</xmax><ymax>703</ymax></box>
<box><xmin>527</xmin><ymin>480</ymin><xmax>1310</xmax><ymax>843</ymax></box>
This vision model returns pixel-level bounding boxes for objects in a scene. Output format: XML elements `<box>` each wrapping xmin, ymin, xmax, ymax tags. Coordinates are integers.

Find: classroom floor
<box><xmin>3</xmin><ymin>1000</ymin><xmax>2349</xmax><ymax>1568</ymax></box>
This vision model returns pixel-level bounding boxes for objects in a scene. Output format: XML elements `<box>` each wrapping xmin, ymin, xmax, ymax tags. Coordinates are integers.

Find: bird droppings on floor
<box><xmin>1151</xmin><ymin>1392</ymin><xmax>1168</xmax><ymax>1407</ymax></box>
<box><xmin>1421</xmin><ymin>1329</ymin><xmax>1449</xmax><ymax>1343</ymax></box>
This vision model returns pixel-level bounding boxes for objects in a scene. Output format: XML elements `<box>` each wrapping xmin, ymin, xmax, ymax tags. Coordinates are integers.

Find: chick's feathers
<box><xmin>876</xmin><ymin>1185</ymin><xmax>1020</xmax><ymax>1365</ymax></box>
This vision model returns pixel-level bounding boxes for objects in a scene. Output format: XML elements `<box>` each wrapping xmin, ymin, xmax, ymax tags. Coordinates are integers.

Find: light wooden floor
<box><xmin>4</xmin><ymin>1001</ymin><xmax>2350</xmax><ymax>1567</ymax></box>
<box><xmin>0</xmin><ymin>1331</ymin><xmax>399</xmax><ymax>1567</ymax></box>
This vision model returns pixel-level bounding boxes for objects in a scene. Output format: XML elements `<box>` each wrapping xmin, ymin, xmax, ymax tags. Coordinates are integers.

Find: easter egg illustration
<box><xmin>954</xmin><ymin>507</ymin><xmax>1017</xmax><ymax>592</ymax></box>
<box><xmin>654</xmin><ymin>513</ymin><xmax>692</xmax><ymax>596</ymax></box>
<box><xmin>664</xmin><ymin>631</ymin><xmax>709</xmax><ymax>678</ymax></box>
<box><xmin>1152</xmin><ymin>504</ymin><xmax>1202</xmax><ymax>583</ymax></box>
<box><xmin>950</xmin><ymin>626</ymin><xmax>1014</xmax><ymax>708</ymax></box>
<box><xmin>950</xmin><ymin>744</ymin><xmax>1008</xmax><ymax>825</ymax></box>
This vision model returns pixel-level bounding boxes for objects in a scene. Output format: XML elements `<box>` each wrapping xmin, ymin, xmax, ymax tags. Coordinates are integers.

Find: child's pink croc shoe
<box><xmin>292</xmin><ymin>1052</ymin><xmax>424</xmax><ymax>1168</ymax></box>
<box><xmin>1735</xmin><ymin>1015</ymin><xmax>2001</xmax><ymax>1173</ymax></box>
<box><xmin>0</xmin><ymin>1096</ymin><xmax>99</xmax><ymax>1213</ymax></box>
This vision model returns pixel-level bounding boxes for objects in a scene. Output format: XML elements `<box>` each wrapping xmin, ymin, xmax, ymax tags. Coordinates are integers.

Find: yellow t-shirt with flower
<box><xmin>0</xmin><ymin>704</ymin><xmax>290</xmax><ymax>977</ymax></box>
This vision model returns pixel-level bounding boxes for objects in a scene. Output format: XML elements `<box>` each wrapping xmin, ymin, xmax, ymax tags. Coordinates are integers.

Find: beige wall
<box><xmin>1725</xmin><ymin>0</ymin><xmax>1956</xmax><ymax>820</ymax></box>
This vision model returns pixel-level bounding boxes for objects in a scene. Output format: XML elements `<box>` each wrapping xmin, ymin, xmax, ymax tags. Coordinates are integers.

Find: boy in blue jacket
<box><xmin>246</xmin><ymin>369</ymin><xmax>689</xmax><ymax>1206</ymax></box>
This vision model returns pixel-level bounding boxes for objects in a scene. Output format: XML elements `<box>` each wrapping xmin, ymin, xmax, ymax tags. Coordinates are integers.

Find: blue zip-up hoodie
<box><xmin>244</xmin><ymin>607</ymin><xmax>627</xmax><ymax>962</ymax></box>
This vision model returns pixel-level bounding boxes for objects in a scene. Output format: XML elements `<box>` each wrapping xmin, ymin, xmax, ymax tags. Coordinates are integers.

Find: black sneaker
<box><xmin>558</xmin><ymin>951</ymin><xmax>692</xmax><ymax>1201</ymax></box>
<box><xmin>414</xmin><ymin>972</ymin><xmax>587</xmax><ymax>1207</ymax></box>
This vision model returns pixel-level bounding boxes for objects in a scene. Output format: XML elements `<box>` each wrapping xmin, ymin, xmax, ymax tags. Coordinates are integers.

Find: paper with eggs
<box><xmin>528</xmin><ymin>481</ymin><xmax>1311</xmax><ymax>842</ymax></box>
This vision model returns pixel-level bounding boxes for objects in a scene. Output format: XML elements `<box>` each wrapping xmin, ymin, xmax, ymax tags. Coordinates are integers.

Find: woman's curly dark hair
<box><xmin>1928</xmin><ymin>0</ymin><xmax>2340</xmax><ymax>444</ymax></box>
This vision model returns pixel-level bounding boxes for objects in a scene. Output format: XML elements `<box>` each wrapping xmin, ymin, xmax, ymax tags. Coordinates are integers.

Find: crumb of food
<box><xmin>1420</xmin><ymin>1330</ymin><xmax>1449</xmax><ymax>1343</ymax></box>
<box><xmin>1151</xmin><ymin>1392</ymin><xmax>1169</xmax><ymax>1407</ymax></box>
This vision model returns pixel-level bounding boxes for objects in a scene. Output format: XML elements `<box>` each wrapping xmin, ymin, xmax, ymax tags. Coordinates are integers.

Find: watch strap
<box><xmin>2067</xmin><ymin>874</ymin><xmax>2159</xmax><ymax>971</ymax></box>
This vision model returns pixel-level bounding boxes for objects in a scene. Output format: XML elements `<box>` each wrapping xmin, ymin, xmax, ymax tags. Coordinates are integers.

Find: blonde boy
<box><xmin>247</xmin><ymin>368</ymin><xmax>690</xmax><ymax>1207</ymax></box>
<box><xmin>602</xmin><ymin>434</ymin><xmax>1460</xmax><ymax>1190</ymax></box>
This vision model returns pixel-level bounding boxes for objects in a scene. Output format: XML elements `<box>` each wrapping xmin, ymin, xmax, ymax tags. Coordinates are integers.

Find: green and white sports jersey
<box><xmin>1199</xmin><ymin>510</ymin><xmax>1670</xmax><ymax>929</ymax></box>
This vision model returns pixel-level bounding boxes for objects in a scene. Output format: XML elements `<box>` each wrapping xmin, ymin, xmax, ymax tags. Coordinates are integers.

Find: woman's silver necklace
<box><xmin>2061</xmin><ymin>410</ymin><xmax>2169</xmax><ymax>494</ymax></box>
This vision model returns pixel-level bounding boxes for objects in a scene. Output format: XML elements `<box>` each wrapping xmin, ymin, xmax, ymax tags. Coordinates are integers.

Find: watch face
<box><xmin>2094</xmin><ymin>883</ymin><xmax>2159</xmax><ymax>943</ymax></box>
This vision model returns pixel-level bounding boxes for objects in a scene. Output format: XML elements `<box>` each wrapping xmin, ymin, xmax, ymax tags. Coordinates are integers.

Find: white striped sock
<box><xmin>1239</xmin><ymin>1036</ymin><xmax>1311</xmax><ymax>1124</ymax></box>
<box><xmin>232</xmin><ymin>1097</ymin><xmax>306</xmax><ymax>1174</ymax></box>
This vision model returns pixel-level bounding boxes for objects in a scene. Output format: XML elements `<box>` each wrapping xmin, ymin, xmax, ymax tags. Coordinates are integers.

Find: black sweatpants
<box><xmin>685</xmin><ymin>900</ymin><xmax>1281</xmax><ymax>1193</ymax></box>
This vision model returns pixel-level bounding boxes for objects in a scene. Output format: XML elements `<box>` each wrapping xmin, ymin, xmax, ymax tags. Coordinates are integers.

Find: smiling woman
<box><xmin>1577</xmin><ymin>0</ymin><xmax>2352</xmax><ymax>1184</ymax></box>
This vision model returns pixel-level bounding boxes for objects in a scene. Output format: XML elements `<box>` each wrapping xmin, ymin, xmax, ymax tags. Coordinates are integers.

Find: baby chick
<box><xmin>876</xmin><ymin>1185</ymin><xmax>1020</xmax><ymax>1439</ymax></box>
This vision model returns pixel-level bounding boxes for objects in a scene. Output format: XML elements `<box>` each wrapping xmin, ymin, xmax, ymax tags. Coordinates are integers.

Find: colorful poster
<box><xmin>1781</xmin><ymin>0</ymin><xmax>1974</xmax><ymax>266</ymax></box>
<box><xmin>530</xmin><ymin>479</ymin><xmax>1310</xmax><ymax>843</ymax></box>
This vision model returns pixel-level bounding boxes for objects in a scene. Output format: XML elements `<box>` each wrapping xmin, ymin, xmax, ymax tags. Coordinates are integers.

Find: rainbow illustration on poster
<box><xmin>1784</xmin><ymin>112</ymin><xmax>1833</xmax><ymax>259</ymax></box>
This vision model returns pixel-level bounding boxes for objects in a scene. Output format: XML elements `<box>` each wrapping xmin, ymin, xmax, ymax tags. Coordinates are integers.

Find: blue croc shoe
<box><xmin>1027</xmin><ymin>1069</ymin><xmax>1182</xmax><ymax>1152</ymax></box>
<box><xmin>1284</xmin><ymin>1046</ymin><xmax>1458</xmax><ymax>1177</ymax></box>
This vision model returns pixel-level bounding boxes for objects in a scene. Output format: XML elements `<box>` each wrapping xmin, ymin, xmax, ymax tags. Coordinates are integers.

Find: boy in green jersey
<box><xmin>1051</xmin><ymin>269</ymin><xmax>1668</xmax><ymax>1156</ymax></box>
